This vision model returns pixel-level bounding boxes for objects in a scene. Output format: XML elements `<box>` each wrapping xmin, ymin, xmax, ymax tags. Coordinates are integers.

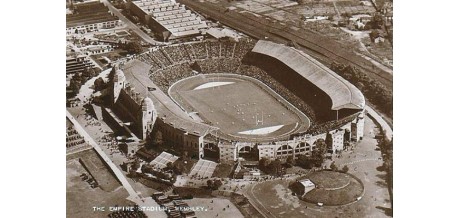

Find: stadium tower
<box><xmin>109</xmin><ymin>64</ymin><xmax>126</xmax><ymax>106</ymax></box>
<box><xmin>139</xmin><ymin>97</ymin><xmax>157</xmax><ymax>140</ymax></box>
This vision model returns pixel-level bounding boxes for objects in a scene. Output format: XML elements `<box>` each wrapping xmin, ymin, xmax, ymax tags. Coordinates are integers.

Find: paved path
<box><xmin>365</xmin><ymin>106</ymin><xmax>393</xmax><ymax>140</ymax></box>
<box><xmin>100</xmin><ymin>0</ymin><xmax>165</xmax><ymax>46</ymax></box>
<box><xmin>67</xmin><ymin>110</ymin><xmax>167</xmax><ymax>218</ymax></box>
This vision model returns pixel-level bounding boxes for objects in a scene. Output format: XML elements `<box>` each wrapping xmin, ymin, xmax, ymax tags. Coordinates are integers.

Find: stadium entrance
<box><xmin>202</xmin><ymin>142</ymin><xmax>219</xmax><ymax>162</ymax></box>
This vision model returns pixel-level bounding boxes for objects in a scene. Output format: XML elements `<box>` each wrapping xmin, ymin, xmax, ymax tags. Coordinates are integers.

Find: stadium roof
<box><xmin>122</xmin><ymin>59</ymin><xmax>215</xmax><ymax>136</ymax></box>
<box><xmin>252</xmin><ymin>40</ymin><xmax>365</xmax><ymax>110</ymax></box>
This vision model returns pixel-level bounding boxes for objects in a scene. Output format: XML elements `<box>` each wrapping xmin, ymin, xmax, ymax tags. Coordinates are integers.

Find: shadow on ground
<box><xmin>376</xmin><ymin>206</ymin><xmax>393</xmax><ymax>217</ymax></box>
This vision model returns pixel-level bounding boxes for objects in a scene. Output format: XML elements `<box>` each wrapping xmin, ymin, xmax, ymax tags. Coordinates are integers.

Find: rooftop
<box><xmin>252</xmin><ymin>40</ymin><xmax>365</xmax><ymax>110</ymax></box>
<box><xmin>132</xmin><ymin>0</ymin><xmax>207</xmax><ymax>37</ymax></box>
<box><xmin>299</xmin><ymin>179</ymin><xmax>315</xmax><ymax>188</ymax></box>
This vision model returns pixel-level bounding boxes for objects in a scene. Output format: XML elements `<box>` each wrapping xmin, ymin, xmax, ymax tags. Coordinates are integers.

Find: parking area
<box><xmin>149</xmin><ymin>151</ymin><xmax>179</xmax><ymax>169</ymax></box>
<box><xmin>189</xmin><ymin>159</ymin><xmax>217</xmax><ymax>178</ymax></box>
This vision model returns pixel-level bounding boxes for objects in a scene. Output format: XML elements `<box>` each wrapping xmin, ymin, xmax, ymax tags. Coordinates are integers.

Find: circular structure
<box><xmin>300</xmin><ymin>170</ymin><xmax>364</xmax><ymax>206</ymax></box>
<box><xmin>169</xmin><ymin>74</ymin><xmax>310</xmax><ymax>142</ymax></box>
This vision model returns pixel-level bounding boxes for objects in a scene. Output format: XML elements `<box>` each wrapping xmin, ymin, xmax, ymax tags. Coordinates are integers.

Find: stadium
<box><xmin>101</xmin><ymin>38</ymin><xmax>365</xmax><ymax>163</ymax></box>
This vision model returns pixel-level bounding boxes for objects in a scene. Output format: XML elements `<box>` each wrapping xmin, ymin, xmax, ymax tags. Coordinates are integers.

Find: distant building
<box><xmin>66</xmin><ymin>1</ymin><xmax>121</xmax><ymax>34</ymax></box>
<box><xmin>291</xmin><ymin>179</ymin><xmax>316</xmax><ymax>197</ymax></box>
<box><xmin>127</xmin><ymin>0</ymin><xmax>207</xmax><ymax>41</ymax></box>
<box><xmin>206</xmin><ymin>28</ymin><xmax>240</xmax><ymax>41</ymax></box>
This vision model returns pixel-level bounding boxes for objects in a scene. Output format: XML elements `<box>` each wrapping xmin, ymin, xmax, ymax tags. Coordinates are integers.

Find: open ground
<box><xmin>242</xmin><ymin>114</ymin><xmax>391</xmax><ymax>218</ymax></box>
<box><xmin>66</xmin><ymin>150</ymin><xmax>132</xmax><ymax>218</ymax></box>
<box><xmin>183</xmin><ymin>197</ymin><xmax>244</xmax><ymax>218</ymax></box>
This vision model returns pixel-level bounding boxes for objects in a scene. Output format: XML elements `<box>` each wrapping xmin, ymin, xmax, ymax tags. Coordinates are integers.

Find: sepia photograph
<box><xmin>65</xmin><ymin>0</ymin><xmax>393</xmax><ymax>217</ymax></box>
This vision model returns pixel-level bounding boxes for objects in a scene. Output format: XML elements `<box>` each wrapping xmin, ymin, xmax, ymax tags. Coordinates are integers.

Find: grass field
<box><xmin>77</xmin><ymin>149</ymin><xmax>121</xmax><ymax>192</ymax></box>
<box><xmin>67</xmin><ymin>157</ymin><xmax>132</xmax><ymax>218</ymax></box>
<box><xmin>170</xmin><ymin>74</ymin><xmax>309</xmax><ymax>141</ymax></box>
<box><xmin>300</xmin><ymin>171</ymin><xmax>364</xmax><ymax>206</ymax></box>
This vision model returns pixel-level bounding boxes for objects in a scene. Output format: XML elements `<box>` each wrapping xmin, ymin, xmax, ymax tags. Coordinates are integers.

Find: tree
<box><xmin>207</xmin><ymin>180</ymin><xmax>214</xmax><ymax>189</ymax></box>
<box><xmin>207</xmin><ymin>179</ymin><xmax>223</xmax><ymax>190</ymax></box>
<box><xmin>125</xmin><ymin>41</ymin><xmax>143</xmax><ymax>54</ymax></box>
<box><xmin>213</xmin><ymin>179</ymin><xmax>223</xmax><ymax>190</ymax></box>
<box><xmin>258</xmin><ymin>157</ymin><xmax>271</xmax><ymax>173</ymax></box>
<box><xmin>315</xmin><ymin>139</ymin><xmax>327</xmax><ymax>156</ymax></box>
<box><xmin>342</xmin><ymin>165</ymin><xmax>349</xmax><ymax>173</ymax></box>
<box><xmin>93</xmin><ymin>77</ymin><xmax>106</xmax><ymax>91</ymax></box>
<box><xmin>270</xmin><ymin>159</ymin><xmax>283</xmax><ymax>175</ymax></box>
<box><xmin>166</xmin><ymin>162</ymin><xmax>173</xmax><ymax>170</ymax></box>
<box><xmin>286</xmin><ymin>156</ymin><xmax>295</xmax><ymax>167</ymax></box>
<box><xmin>330</xmin><ymin>161</ymin><xmax>338</xmax><ymax>171</ymax></box>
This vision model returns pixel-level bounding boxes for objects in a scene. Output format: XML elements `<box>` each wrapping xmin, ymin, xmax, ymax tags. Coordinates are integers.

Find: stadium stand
<box><xmin>127</xmin><ymin>38</ymin><xmax>363</xmax><ymax>151</ymax></box>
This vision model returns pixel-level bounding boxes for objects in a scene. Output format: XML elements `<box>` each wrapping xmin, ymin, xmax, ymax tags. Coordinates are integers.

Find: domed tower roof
<box><xmin>112</xmin><ymin>69</ymin><xmax>125</xmax><ymax>83</ymax></box>
<box><xmin>141</xmin><ymin>97</ymin><xmax>155</xmax><ymax>111</ymax></box>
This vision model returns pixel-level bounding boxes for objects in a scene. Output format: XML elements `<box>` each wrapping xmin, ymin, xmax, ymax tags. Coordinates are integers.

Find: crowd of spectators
<box><xmin>196</xmin><ymin>58</ymin><xmax>240</xmax><ymax>74</ymax></box>
<box><xmin>303</xmin><ymin>113</ymin><xmax>359</xmax><ymax>136</ymax></box>
<box><xmin>150</xmin><ymin>63</ymin><xmax>195</xmax><ymax>93</ymax></box>
<box><xmin>136</xmin><ymin>39</ymin><xmax>365</xmax><ymax>139</ymax></box>
<box><xmin>206</xmin><ymin>41</ymin><xmax>221</xmax><ymax>58</ymax></box>
<box><xmin>179</xmin><ymin>44</ymin><xmax>195</xmax><ymax>61</ymax></box>
<box><xmin>161</xmin><ymin>46</ymin><xmax>188</xmax><ymax>64</ymax></box>
<box><xmin>190</xmin><ymin>42</ymin><xmax>207</xmax><ymax>59</ymax></box>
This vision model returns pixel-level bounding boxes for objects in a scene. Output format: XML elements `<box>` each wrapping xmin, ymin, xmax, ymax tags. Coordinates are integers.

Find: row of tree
<box><xmin>258</xmin><ymin>158</ymin><xmax>284</xmax><ymax>176</ymax></box>
<box><xmin>117</xmin><ymin>41</ymin><xmax>143</xmax><ymax>54</ymax></box>
<box><xmin>330</xmin><ymin>62</ymin><xmax>393</xmax><ymax>116</ymax></box>
<box><xmin>68</xmin><ymin>67</ymin><xmax>101</xmax><ymax>98</ymax></box>
<box><xmin>206</xmin><ymin>179</ymin><xmax>223</xmax><ymax>190</ymax></box>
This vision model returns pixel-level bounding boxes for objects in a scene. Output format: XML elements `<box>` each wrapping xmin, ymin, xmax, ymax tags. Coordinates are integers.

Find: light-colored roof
<box><xmin>252</xmin><ymin>40</ymin><xmax>365</xmax><ymax>110</ymax></box>
<box><xmin>132</xmin><ymin>0</ymin><xmax>207</xmax><ymax>38</ymax></box>
<box><xmin>299</xmin><ymin>179</ymin><xmax>315</xmax><ymax>187</ymax></box>
<box><xmin>141</xmin><ymin>97</ymin><xmax>155</xmax><ymax>111</ymax></box>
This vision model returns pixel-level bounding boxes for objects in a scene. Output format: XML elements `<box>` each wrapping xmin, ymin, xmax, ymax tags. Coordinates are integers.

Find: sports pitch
<box><xmin>169</xmin><ymin>74</ymin><xmax>310</xmax><ymax>141</ymax></box>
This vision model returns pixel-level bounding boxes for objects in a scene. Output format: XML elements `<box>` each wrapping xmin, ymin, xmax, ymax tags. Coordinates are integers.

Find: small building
<box><xmin>291</xmin><ymin>179</ymin><xmax>316</xmax><ymax>197</ymax></box>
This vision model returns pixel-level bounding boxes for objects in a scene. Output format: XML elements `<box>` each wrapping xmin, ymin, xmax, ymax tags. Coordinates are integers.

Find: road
<box><xmin>67</xmin><ymin>110</ymin><xmax>167</xmax><ymax>218</ymax></box>
<box><xmin>100</xmin><ymin>0</ymin><xmax>165</xmax><ymax>46</ymax></box>
<box><xmin>366</xmin><ymin>106</ymin><xmax>393</xmax><ymax>140</ymax></box>
<box><xmin>178</xmin><ymin>0</ymin><xmax>393</xmax><ymax>89</ymax></box>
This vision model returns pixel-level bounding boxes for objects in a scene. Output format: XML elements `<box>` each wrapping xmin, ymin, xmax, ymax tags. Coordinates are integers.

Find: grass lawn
<box><xmin>73</xmin><ymin>149</ymin><xmax>121</xmax><ymax>192</ymax></box>
<box><xmin>299</xmin><ymin>171</ymin><xmax>365</xmax><ymax>206</ymax></box>
<box><xmin>67</xmin><ymin>158</ymin><xmax>132</xmax><ymax>218</ymax></box>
